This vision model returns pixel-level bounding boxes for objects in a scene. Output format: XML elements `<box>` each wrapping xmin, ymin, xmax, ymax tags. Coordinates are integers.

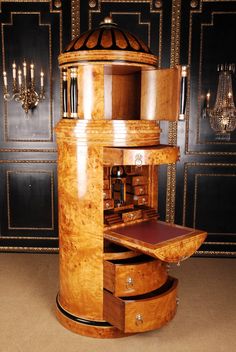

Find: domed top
<box><xmin>64</xmin><ymin>17</ymin><xmax>151</xmax><ymax>54</ymax></box>
<box><xmin>59</xmin><ymin>17</ymin><xmax>158</xmax><ymax>67</ymax></box>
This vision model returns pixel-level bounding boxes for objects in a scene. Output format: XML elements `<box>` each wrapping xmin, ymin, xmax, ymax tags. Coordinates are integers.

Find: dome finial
<box><xmin>99</xmin><ymin>16</ymin><xmax>117</xmax><ymax>26</ymax></box>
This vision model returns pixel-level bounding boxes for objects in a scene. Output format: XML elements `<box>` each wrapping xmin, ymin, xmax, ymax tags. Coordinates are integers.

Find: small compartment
<box><xmin>103</xmin><ymin>277</ymin><xmax>178</xmax><ymax>333</ymax></box>
<box><xmin>104</xmin><ymin>65</ymin><xmax>141</xmax><ymax>120</ymax></box>
<box><xmin>104</xmin><ymin>240</ymin><xmax>141</xmax><ymax>261</ymax></box>
<box><xmin>104</xmin><ymin>199</ymin><xmax>114</xmax><ymax>210</ymax></box>
<box><xmin>104</xmin><ymin>255</ymin><xmax>167</xmax><ymax>297</ymax></box>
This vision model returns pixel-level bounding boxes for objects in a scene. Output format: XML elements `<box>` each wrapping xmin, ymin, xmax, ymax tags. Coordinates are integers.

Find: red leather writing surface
<box><xmin>113</xmin><ymin>221</ymin><xmax>194</xmax><ymax>245</ymax></box>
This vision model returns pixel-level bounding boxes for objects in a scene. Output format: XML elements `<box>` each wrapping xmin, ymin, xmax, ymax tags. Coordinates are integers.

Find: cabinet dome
<box><xmin>59</xmin><ymin>17</ymin><xmax>158</xmax><ymax>67</ymax></box>
<box><xmin>65</xmin><ymin>17</ymin><xmax>151</xmax><ymax>54</ymax></box>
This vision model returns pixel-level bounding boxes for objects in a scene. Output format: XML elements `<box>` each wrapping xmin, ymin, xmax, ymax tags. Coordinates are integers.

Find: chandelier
<box><xmin>205</xmin><ymin>64</ymin><xmax>236</xmax><ymax>141</ymax></box>
<box><xmin>3</xmin><ymin>60</ymin><xmax>45</xmax><ymax>115</ymax></box>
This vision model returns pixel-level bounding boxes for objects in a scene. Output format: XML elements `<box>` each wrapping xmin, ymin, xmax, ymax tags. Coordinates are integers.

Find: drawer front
<box><xmin>104</xmin><ymin>199</ymin><xmax>114</xmax><ymax>210</ymax></box>
<box><xmin>133</xmin><ymin>185</ymin><xmax>147</xmax><ymax>196</ymax></box>
<box><xmin>103</xmin><ymin>179</ymin><xmax>110</xmax><ymax>190</ymax></box>
<box><xmin>128</xmin><ymin>176</ymin><xmax>147</xmax><ymax>186</ymax></box>
<box><xmin>104</xmin><ymin>257</ymin><xmax>167</xmax><ymax>296</ymax></box>
<box><xmin>122</xmin><ymin>210</ymin><xmax>142</xmax><ymax>223</ymax></box>
<box><xmin>104</xmin><ymin>277</ymin><xmax>178</xmax><ymax>333</ymax></box>
<box><xmin>135</xmin><ymin>195</ymin><xmax>149</xmax><ymax>205</ymax></box>
<box><xmin>103</xmin><ymin>189</ymin><xmax>111</xmax><ymax>200</ymax></box>
<box><xmin>127</xmin><ymin>184</ymin><xmax>148</xmax><ymax>196</ymax></box>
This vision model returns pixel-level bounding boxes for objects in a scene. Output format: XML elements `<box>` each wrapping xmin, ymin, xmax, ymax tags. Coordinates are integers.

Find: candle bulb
<box><xmin>12</xmin><ymin>62</ymin><xmax>16</xmax><ymax>80</ymax></box>
<box><xmin>40</xmin><ymin>71</ymin><xmax>44</xmax><ymax>88</ymax></box>
<box><xmin>23</xmin><ymin>60</ymin><xmax>27</xmax><ymax>78</ymax></box>
<box><xmin>30</xmin><ymin>63</ymin><xmax>34</xmax><ymax>81</ymax></box>
<box><xmin>18</xmin><ymin>69</ymin><xmax>22</xmax><ymax>87</ymax></box>
<box><xmin>3</xmin><ymin>71</ymin><xmax>7</xmax><ymax>88</ymax></box>
<box><xmin>206</xmin><ymin>91</ymin><xmax>210</xmax><ymax>108</ymax></box>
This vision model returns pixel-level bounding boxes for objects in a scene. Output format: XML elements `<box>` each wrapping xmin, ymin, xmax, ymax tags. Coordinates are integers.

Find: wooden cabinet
<box><xmin>55</xmin><ymin>17</ymin><xmax>206</xmax><ymax>338</ymax></box>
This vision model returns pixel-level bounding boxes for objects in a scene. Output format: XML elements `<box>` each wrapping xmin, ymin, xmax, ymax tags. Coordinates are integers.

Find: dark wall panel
<box><xmin>0</xmin><ymin>0</ymin><xmax>71</xmax><ymax>252</ymax></box>
<box><xmin>7</xmin><ymin>170</ymin><xmax>53</xmax><ymax>230</ymax></box>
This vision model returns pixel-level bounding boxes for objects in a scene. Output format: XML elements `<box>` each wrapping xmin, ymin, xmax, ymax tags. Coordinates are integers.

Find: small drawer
<box><xmin>104</xmin><ymin>256</ymin><xmax>167</xmax><ymax>297</ymax></box>
<box><xmin>126</xmin><ymin>184</ymin><xmax>148</xmax><ymax>196</ymax></box>
<box><xmin>122</xmin><ymin>210</ymin><xmax>142</xmax><ymax>223</ymax></box>
<box><xmin>134</xmin><ymin>195</ymin><xmax>149</xmax><ymax>205</ymax></box>
<box><xmin>104</xmin><ymin>277</ymin><xmax>178</xmax><ymax>333</ymax></box>
<box><xmin>127</xmin><ymin>176</ymin><xmax>147</xmax><ymax>186</ymax></box>
<box><xmin>103</xmin><ymin>179</ymin><xmax>110</xmax><ymax>190</ymax></box>
<box><xmin>104</xmin><ymin>199</ymin><xmax>114</xmax><ymax>210</ymax></box>
<box><xmin>103</xmin><ymin>189</ymin><xmax>111</xmax><ymax>200</ymax></box>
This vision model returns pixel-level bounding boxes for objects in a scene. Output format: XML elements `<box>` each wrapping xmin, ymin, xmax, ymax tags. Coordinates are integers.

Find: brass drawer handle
<box><xmin>105</xmin><ymin>202</ymin><xmax>110</xmax><ymax>209</ymax></box>
<box><xmin>128</xmin><ymin>213</ymin><xmax>134</xmax><ymax>219</ymax></box>
<box><xmin>135</xmin><ymin>313</ymin><xmax>143</xmax><ymax>325</ymax></box>
<box><xmin>126</xmin><ymin>276</ymin><xmax>134</xmax><ymax>288</ymax></box>
<box><xmin>135</xmin><ymin>154</ymin><xmax>143</xmax><ymax>167</ymax></box>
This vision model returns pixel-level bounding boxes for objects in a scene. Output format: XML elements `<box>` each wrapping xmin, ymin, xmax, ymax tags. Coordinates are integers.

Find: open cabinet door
<box><xmin>141</xmin><ymin>66</ymin><xmax>187</xmax><ymax>121</ymax></box>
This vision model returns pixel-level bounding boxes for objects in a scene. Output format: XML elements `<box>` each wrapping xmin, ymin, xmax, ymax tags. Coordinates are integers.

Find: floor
<box><xmin>0</xmin><ymin>253</ymin><xmax>235</xmax><ymax>352</ymax></box>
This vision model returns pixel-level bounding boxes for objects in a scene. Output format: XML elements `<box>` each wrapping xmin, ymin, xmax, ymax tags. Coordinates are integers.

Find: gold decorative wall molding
<box><xmin>71</xmin><ymin>0</ymin><xmax>80</xmax><ymax>38</ymax></box>
<box><xmin>183</xmin><ymin>162</ymin><xmax>236</xmax><ymax>226</ymax></box>
<box><xmin>165</xmin><ymin>0</ymin><xmax>181</xmax><ymax>223</ymax></box>
<box><xmin>185</xmin><ymin>1</ymin><xmax>236</xmax><ymax>155</ymax></box>
<box><xmin>1</xmin><ymin>11</ymin><xmax>52</xmax><ymax>142</ymax></box>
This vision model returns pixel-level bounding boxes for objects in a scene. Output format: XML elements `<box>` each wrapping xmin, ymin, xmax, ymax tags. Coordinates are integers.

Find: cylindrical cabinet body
<box><xmin>55</xmin><ymin>17</ymin><xmax>204</xmax><ymax>339</ymax></box>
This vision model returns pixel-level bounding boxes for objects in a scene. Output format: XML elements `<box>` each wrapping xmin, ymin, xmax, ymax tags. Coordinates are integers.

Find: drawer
<box><xmin>104</xmin><ymin>256</ymin><xmax>167</xmax><ymax>296</ymax></box>
<box><xmin>103</xmin><ymin>146</ymin><xmax>179</xmax><ymax>166</ymax></box>
<box><xmin>104</xmin><ymin>277</ymin><xmax>178</xmax><ymax>333</ymax></box>
<box><xmin>127</xmin><ymin>184</ymin><xmax>148</xmax><ymax>196</ymax></box>
<box><xmin>103</xmin><ymin>179</ymin><xmax>110</xmax><ymax>190</ymax></box>
<box><xmin>126</xmin><ymin>194</ymin><xmax>149</xmax><ymax>206</ymax></box>
<box><xmin>134</xmin><ymin>195</ymin><xmax>148</xmax><ymax>205</ymax></box>
<box><xmin>122</xmin><ymin>210</ymin><xmax>142</xmax><ymax>223</ymax></box>
<box><xmin>127</xmin><ymin>176</ymin><xmax>147</xmax><ymax>186</ymax></box>
<box><xmin>104</xmin><ymin>199</ymin><xmax>114</xmax><ymax>210</ymax></box>
<box><xmin>103</xmin><ymin>189</ymin><xmax>111</xmax><ymax>200</ymax></box>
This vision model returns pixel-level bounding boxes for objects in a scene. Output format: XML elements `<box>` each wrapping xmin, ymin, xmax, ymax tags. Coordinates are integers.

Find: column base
<box><xmin>56</xmin><ymin>296</ymin><xmax>130</xmax><ymax>338</ymax></box>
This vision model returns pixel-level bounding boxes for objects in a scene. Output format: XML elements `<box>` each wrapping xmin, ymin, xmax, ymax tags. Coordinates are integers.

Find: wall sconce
<box><xmin>204</xmin><ymin>64</ymin><xmax>236</xmax><ymax>141</ymax></box>
<box><xmin>3</xmin><ymin>60</ymin><xmax>45</xmax><ymax>114</ymax></box>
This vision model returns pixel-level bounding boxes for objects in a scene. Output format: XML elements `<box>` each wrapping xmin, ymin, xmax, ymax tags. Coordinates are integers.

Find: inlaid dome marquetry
<box><xmin>64</xmin><ymin>17</ymin><xmax>151</xmax><ymax>54</ymax></box>
<box><xmin>59</xmin><ymin>17</ymin><xmax>158</xmax><ymax>67</ymax></box>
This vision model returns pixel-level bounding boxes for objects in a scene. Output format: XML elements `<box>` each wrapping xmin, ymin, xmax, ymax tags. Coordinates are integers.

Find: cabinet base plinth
<box><xmin>56</xmin><ymin>297</ymin><xmax>130</xmax><ymax>338</ymax></box>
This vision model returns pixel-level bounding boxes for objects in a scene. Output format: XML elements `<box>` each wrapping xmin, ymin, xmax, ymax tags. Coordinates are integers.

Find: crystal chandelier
<box><xmin>205</xmin><ymin>64</ymin><xmax>236</xmax><ymax>141</ymax></box>
<box><xmin>3</xmin><ymin>60</ymin><xmax>45</xmax><ymax>115</ymax></box>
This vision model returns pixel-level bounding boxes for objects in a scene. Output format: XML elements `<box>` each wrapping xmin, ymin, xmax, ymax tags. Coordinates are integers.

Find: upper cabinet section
<box><xmin>58</xmin><ymin>17</ymin><xmax>187</xmax><ymax>122</ymax></box>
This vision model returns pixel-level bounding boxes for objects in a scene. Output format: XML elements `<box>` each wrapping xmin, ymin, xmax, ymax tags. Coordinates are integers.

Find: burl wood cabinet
<box><xmin>55</xmin><ymin>17</ymin><xmax>207</xmax><ymax>338</ymax></box>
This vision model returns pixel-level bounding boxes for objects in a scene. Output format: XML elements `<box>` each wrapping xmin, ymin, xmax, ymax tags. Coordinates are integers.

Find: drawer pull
<box><xmin>128</xmin><ymin>213</ymin><xmax>134</xmax><ymax>219</ymax></box>
<box><xmin>176</xmin><ymin>297</ymin><xmax>180</xmax><ymax>305</ymax></box>
<box><xmin>135</xmin><ymin>313</ymin><xmax>143</xmax><ymax>325</ymax></box>
<box><xmin>126</xmin><ymin>277</ymin><xmax>134</xmax><ymax>288</ymax></box>
<box><xmin>105</xmin><ymin>202</ymin><xmax>110</xmax><ymax>209</ymax></box>
<box><xmin>135</xmin><ymin>154</ymin><xmax>143</xmax><ymax>167</ymax></box>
